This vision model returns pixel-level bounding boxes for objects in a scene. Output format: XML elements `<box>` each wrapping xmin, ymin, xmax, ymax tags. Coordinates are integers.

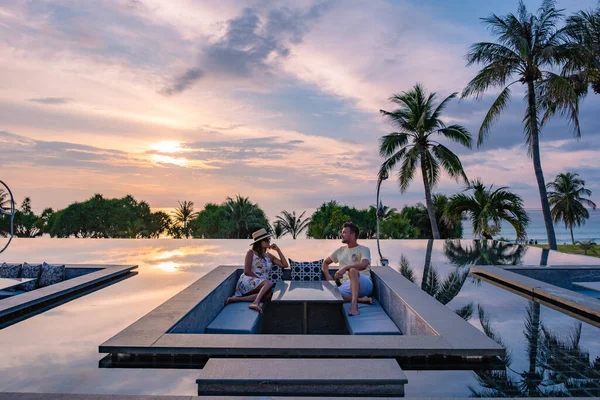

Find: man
<box><xmin>322</xmin><ymin>221</ymin><xmax>373</xmax><ymax>316</ymax></box>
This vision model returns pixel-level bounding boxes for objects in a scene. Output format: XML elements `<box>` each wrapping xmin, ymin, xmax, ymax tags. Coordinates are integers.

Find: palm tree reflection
<box><xmin>443</xmin><ymin>239</ymin><xmax>527</xmax><ymax>267</ymax></box>
<box><xmin>470</xmin><ymin>301</ymin><xmax>600</xmax><ymax>397</ymax></box>
<box><xmin>398</xmin><ymin>239</ymin><xmax>471</xmax><ymax>312</ymax></box>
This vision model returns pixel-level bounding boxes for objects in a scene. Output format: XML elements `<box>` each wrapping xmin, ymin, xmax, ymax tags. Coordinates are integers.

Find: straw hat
<box><xmin>250</xmin><ymin>228</ymin><xmax>272</xmax><ymax>245</ymax></box>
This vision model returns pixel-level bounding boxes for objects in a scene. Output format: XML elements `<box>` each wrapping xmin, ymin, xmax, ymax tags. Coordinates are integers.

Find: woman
<box><xmin>225</xmin><ymin>228</ymin><xmax>289</xmax><ymax>313</ymax></box>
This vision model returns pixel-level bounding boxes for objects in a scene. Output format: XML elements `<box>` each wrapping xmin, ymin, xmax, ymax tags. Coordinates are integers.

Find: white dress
<box><xmin>234</xmin><ymin>252</ymin><xmax>272</xmax><ymax>297</ymax></box>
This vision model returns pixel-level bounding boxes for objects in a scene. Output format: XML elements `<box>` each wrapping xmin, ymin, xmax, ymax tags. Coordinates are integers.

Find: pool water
<box><xmin>0</xmin><ymin>238</ymin><xmax>599</xmax><ymax>397</ymax></box>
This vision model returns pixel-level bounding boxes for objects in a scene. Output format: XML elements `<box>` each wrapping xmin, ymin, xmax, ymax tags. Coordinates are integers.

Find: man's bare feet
<box><xmin>358</xmin><ymin>296</ymin><xmax>374</xmax><ymax>305</ymax></box>
<box><xmin>249</xmin><ymin>303</ymin><xmax>263</xmax><ymax>313</ymax></box>
<box><xmin>348</xmin><ymin>302</ymin><xmax>360</xmax><ymax>316</ymax></box>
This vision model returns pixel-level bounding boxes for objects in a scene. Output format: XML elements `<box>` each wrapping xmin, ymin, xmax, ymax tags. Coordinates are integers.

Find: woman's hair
<box><xmin>252</xmin><ymin>239</ymin><xmax>268</xmax><ymax>259</ymax></box>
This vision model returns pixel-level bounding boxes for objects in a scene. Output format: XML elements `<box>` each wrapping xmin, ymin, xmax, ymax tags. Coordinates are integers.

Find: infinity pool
<box><xmin>1</xmin><ymin>238</ymin><xmax>599</xmax><ymax>397</ymax></box>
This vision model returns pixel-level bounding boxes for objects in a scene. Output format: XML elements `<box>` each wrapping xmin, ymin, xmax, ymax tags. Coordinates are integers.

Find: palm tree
<box><xmin>379</xmin><ymin>83</ymin><xmax>472</xmax><ymax>239</ymax></box>
<box><xmin>275</xmin><ymin>210</ymin><xmax>310</xmax><ymax>239</ymax></box>
<box><xmin>564</xmin><ymin>6</ymin><xmax>600</xmax><ymax>94</ymax></box>
<box><xmin>462</xmin><ymin>0</ymin><xmax>582</xmax><ymax>251</ymax></box>
<box><xmin>171</xmin><ymin>200</ymin><xmax>198</xmax><ymax>238</ymax></box>
<box><xmin>272</xmin><ymin>221</ymin><xmax>284</xmax><ymax>239</ymax></box>
<box><xmin>576</xmin><ymin>239</ymin><xmax>597</xmax><ymax>255</ymax></box>
<box><xmin>225</xmin><ymin>195</ymin><xmax>261</xmax><ymax>239</ymax></box>
<box><xmin>547</xmin><ymin>172</ymin><xmax>596</xmax><ymax>244</ymax></box>
<box><xmin>445</xmin><ymin>179</ymin><xmax>530</xmax><ymax>241</ymax></box>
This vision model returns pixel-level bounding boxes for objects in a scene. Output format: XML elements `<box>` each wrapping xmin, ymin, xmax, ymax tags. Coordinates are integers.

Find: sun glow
<box><xmin>151</xmin><ymin>154</ymin><xmax>188</xmax><ymax>166</ymax></box>
<box><xmin>150</xmin><ymin>141</ymin><xmax>185</xmax><ymax>153</ymax></box>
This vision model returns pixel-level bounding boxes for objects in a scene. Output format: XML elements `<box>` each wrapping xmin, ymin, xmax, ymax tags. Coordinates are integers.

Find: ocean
<box><xmin>461</xmin><ymin>208</ymin><xmax>600</xmax><ymax>244</ymax></box>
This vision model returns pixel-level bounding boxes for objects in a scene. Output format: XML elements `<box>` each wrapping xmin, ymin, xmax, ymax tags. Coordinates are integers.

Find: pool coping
<box><xmin>99</xmin><ymin>265</ymin><xmax>504</xmax><ymax>358</ymax></box>
<box><xmin>470</xmin><ymin>265</ymin><xmax>600</xmax><ymax>323</ymax></box>
<box><xmin>0</xmin><ymin>264</ymin><xmax>138</xmax><ymax>320</ymax></box>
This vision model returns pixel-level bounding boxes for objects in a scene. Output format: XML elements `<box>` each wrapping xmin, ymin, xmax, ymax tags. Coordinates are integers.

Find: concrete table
<box><xmin>0</xmin><ymin>277</ymin><xmax>33</xmax><ymax>291</ymax></box>
<box><xmin>272</xmin><ymin>280</ymin><xmax>343</xmax><ymax>334</ymax></box>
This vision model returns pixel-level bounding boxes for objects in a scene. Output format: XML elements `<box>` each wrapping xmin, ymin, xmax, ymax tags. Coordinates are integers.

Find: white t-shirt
<box><xmin>329</xmin><ymin>245</ymin><xmax>371</xmax><ymax>283</ymax></box>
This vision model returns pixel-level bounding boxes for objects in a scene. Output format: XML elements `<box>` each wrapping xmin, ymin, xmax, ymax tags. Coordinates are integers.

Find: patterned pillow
<box><xmin>268</xmin><ymin>264</ymin><xmax>283</xmax><ymax>283</ymax></box>
<box><xmin>289</xmin><ymin>259</ymin><xmax>323</xmax><ymax>281</ymax></box>
<box><xmin>38</xmin><ymin>262</ymin><xmax>66</xmax><ymax>287</ymax></box>
<box><xmin>19</xmin><ymin>263</ymin><xmax>42</xmax><ymax>291</ymax></box>
<box><xmin>0</xmin><ymin>263</ymin><xmax>21</xmax><ymax>279</ymax></box>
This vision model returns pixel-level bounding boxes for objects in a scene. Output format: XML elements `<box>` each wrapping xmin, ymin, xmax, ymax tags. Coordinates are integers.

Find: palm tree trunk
<box><xmin>421</xmin><ymin>155</ymin><xmax>440</xmax><ymax>239</ymax></box>
<box><xmin>527</xmin><ymin>81</ymin><xmax>557</xmax><ymax>250</ymax></box>
<box><xmin>570</xmin><ymin>225</ymin><xmax>575</xmax><ymax>245</ymax></box>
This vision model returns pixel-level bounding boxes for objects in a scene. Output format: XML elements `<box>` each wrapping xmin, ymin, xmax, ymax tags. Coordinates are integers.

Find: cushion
<box><xmin>289</xmin><ymin>259</ymin><xmax>323</xmax><ymax>281</ymax></box>
<box><xmin>269</xmin><ymin>264</ymin><xmax>283</xmax><ymax>283</ymax></box>
<box><xmin>0</xmin><ymin>263</ymin><xmax>21</xmax><ymax>279</ymax></box>
<box><xmin>343</xmin><ymin>299</ymin><xmax>401</xmax><ymax>335</ymax></box>
<box><xmin>205</xmin><ymin>302</ymin><xmax>264</xmax><ymax>334</ymax></box>
<box><xmin>38</xmin><ymin>262</ymin><xmax>66</xmax><ymax>287</ymax></box>
<box><xmin>19</xmin><ymin>263</ymin><xmax>42</xmax><ymax>291</ymax></box>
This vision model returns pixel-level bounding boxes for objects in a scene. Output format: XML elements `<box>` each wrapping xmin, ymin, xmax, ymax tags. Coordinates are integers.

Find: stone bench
<box><xmin>342</xmin><ymin>299</ymin><xmax>402</xmax><ymax>335</ymax></box>
<box><xmin>196</xmin><ymin>358</ymin><xmax>408</xmax><ymax>397</ymax></box>
<box><xmin>205</xmin><ymin>302</ymin><xmax>264</xmax><ymax>334</ymax></box>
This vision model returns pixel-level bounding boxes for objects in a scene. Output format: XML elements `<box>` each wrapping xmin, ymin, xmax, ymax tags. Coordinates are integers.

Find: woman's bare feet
<box><xmin>224</xmin><ymin>296</ymin><xmax>238</xmax><ymax>306</ymax></box>
<box><xmin>358</xmin><ymin>296</ymin><xmax>374</xmax><ymax>305</ymax></box>
<box><xmin>348</xmin><ymin>302</ymin><xmax>360</xmax><ymax>316</ymax></box>
<box><xmin>249</xmin><ymin>303</ymin><xmax>263</xmax><ymax>313</ymax></box>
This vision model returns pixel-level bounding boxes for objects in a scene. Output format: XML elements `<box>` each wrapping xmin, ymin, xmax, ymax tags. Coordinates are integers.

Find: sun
<box><xmin>149</xmin><ymin>140</ymin><xmax>184</xmax><ymax>153</ymax></box>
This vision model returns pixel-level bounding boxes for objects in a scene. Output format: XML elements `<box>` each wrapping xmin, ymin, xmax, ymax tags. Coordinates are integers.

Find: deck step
<box><xmin>196</xmin><ymin>358</ymin><xmax>407</xmax><ymax>397</ymax></box>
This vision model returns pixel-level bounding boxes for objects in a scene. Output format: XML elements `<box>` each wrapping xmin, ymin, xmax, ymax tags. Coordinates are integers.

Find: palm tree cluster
<box><xmin>379</xmin><ymin>0</ymin><xmax>599</xmax><ymax>248</ymax></box>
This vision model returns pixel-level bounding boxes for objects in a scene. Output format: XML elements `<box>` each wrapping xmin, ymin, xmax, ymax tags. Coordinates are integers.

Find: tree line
<box><xmin>0</xmin><ymin>168</ymin><xmax>594</xmax><ymax>243</ymax></box>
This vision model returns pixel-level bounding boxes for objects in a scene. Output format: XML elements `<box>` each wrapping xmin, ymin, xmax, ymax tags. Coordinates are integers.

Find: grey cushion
<box><xmin>0</xmin><ymin>263</ymin><xmax>21</xmax><ymax>278</ymax></box>
<box><xmin>343</xmin><ymin>299</ymin><xmax>401</xmax><ymax>335</ymax></box>
<box><xmin>205</xmin><ymin>302</ymin><xmax>264</xmax><ymax>334</ymax></box>
<box><xmin>38</xmin><ymin>262</ymin><xmax>66</xmax><ymax>287</ymax></box>
<box><xmin>19</xmin><ymin>263</ymin><xmax>42</xmax><ymax>291</ymax></box>
<box><xmin>289</xmin><ymin>259</ymin><xmax>323</xmax><ymax>281</ymax></box>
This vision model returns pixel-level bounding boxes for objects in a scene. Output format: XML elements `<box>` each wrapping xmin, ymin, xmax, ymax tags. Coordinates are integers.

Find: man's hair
<box><xmin>342</xmin><ymin>221</ymin><xmax>360</xmax><ymax>239</ymax></box>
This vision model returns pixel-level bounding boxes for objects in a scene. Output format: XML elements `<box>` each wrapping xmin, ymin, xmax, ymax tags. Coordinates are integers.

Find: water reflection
<box><xmin>0</xmin><ymin>238</ymin><xmax>598</xmax><ymax>397</ymax></box>
<box><xmin>399</xmin><ymin>240</ymin><xmax>470</xmax><ymax>307</ymax></box>
<box><xmin>471</xmin><ymin>301</ymin><xmax>600</xmax><ymax>397</ymax></box>
<box><xmin>443</xmin><ymin>239</ymin><xmax>527</xmax><ymax>267</ymax></box>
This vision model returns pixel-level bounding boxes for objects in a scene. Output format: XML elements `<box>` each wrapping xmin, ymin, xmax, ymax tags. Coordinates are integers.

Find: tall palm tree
<box><xmin>445</xmin><ymin>179</ymin><xmax>530</xmax><ymax>241</ymax></box>
<box><xmin>275</xmin><ymin>210</ymin><xmax>310</xmax><ymax>239</ymax></box>
<box><xmin>564</xmin><ymin>6</ymin><xmax>600</xmax><ymax>94</ymax></box>
<box><xmin>171</xmin><ymin>200</ymin><xmax>198</xmax><ymax>238</ymax></box>
<box><xmin>379</xmin><ymin>83</ymin><xmax>473</xmax><ymax>239</ymax></box>
<box><xmin>462</xmin><ymin>0</ymin><xmax>582</xmax><ymax>251</ymax></box>
<box><xmin>547</xmin><ymin>172</ymin><xmax>596</xmax><ymax>244</ymax></box>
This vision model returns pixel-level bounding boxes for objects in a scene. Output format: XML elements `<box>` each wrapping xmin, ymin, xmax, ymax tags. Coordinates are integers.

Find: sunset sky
<box><xmin>1</xmin><ymin>0</ymin><xmax>599</xmax><ymax>221</ymax></box>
